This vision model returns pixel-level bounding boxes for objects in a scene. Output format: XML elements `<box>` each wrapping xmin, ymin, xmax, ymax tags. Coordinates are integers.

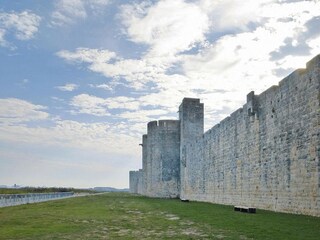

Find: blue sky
<box><xmin>0</xmin><ymin>0</ymin><xmax>319</xmax><ymax>188</ymax></box>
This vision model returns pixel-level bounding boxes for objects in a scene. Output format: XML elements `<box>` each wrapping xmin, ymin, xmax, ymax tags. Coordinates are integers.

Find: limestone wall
<box><xmin>179</xmin><ymin>98</ymin><xmax>204</xmax><ymax>199</ymax></box>
<box><xmin>144</xmin><ymin>120</ymin><xmax>180</xmax><ymax>198</ymax></box>
<box><xmin>182</xmin><ymin>55</ymin><xmax>320</xmax><ymax>216</ymax></box>
<box><xmin>129</xmin><ymin>170</ymin><xmax>143</xmax><ymax>194</ymax></box>
<box><xmin>129</xmin><ymin>54</ymin><xmax>320</xmax><ymax>216</ymax></box>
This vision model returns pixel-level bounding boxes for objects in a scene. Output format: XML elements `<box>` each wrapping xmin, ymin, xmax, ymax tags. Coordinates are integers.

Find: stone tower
<box><xmin>145</xmin><ymin>120</ymin><xmax>180</xmax><ymax>198</ymax></box>
<box><xmin>179</xmin><ymin>98</ymin><xmax>204</xmax><ymax>198</ymax></box>
<box><xmin>141</xmin><ymin>134</ymin><xmax>148</xmax><ymax>195</ymax></box>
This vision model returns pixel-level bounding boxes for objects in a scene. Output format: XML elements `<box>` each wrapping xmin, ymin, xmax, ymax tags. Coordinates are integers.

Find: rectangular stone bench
<box><xmin>234</xmin><ymin>206</ymin><xmax>256</xmax><ymax>213</ymax></box>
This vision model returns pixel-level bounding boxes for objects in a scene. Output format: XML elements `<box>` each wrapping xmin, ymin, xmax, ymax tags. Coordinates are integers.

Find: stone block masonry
<box><xmin>129</xmin><ymin>55</ymin><xmax>320</xmax><ymax>217</ymax></box>
<box><xmin>129</xmin><ymin>169</ymin><xmax>143</xmax><ymax>195</ymax></box>
<box><xmin>145</xmin><ymin>120</ymin><xmax>180</xmax><ymax>198</ymax></box>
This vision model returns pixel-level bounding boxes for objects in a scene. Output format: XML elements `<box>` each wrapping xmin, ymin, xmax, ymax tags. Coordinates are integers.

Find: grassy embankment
<box><xmin>0</xmin><ymin>193</ymin><xmax>319</xmax><ymax>239</ymax></box>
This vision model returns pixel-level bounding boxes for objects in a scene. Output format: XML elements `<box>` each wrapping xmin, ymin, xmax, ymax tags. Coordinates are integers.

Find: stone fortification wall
<box><xmin>129</xmin><ymin>54</ymin><xmax>320</xmax><ymax>216</ymax></box>
<box><xmin>182</xmin><ymin>55</ymin><xmax>320</xmax><ymax>216</ymax></box>
<box><xmin>129</xmin><ymin>170</ymin><xmax>144</xmax><ymax>194</ymax></box>
<box><xmin>0</xmin><ymin>192</ymin><xmax>74</xmax><ymax>207</ymax></box>
<box><xmin>143</xmin><ymin>120</ymin><xmax>180</xmax><ymax>198</ymax></box>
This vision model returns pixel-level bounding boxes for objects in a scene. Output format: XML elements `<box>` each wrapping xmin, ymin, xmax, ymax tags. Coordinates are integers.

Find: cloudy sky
<box><xmin>0</xmin><ymin>0</ymin><xmax>319</xmax><ymax>188</ymax></box>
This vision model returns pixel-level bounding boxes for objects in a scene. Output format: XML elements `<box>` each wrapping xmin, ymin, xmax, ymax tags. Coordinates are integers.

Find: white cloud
<box><xmin>70</xmin><ymin>94</ymin><xmax>110</xmax><ymax>116</ymax></box>
<box><xmin>0</xmin><ymin>98</ymin><xmax>49</xmax><ymax>124</ymax></box>
<box><xmin>86</xmin><ymin>0</ymin><xmax>111</xmax><ymax>12</ymax></box>
<box><xmin>58</xmin><ymin>0</ymin><xmax>320</xmax><ymax>130</ymax></box>
<box><xmin>56</xmin><ymin>47</ymin><xmax>117</xmax><ymax>63</ymax></box>
<box><xmin>51</xmin><ymin>0</ymin><xmax>87</xmax><ymax>26</ymax></box>
<box><xmin>308</xmin><ymin>35</ymin><xmax>320</xmax><ymax>56</ymax></box>
<box><xmin>200</xmin><ymin>0</ymin><xmax>276</xmax><ymax>31</ymax></box>
<box><xmin>0</xmin><ymin>11</ymin><xmax>41</xmax><ymax>40</ymax></box>
<box><xmin>119</xmin><ymin>109</ymin><xmax>169</xmax><ymax>123</ymax></box>
<box><xmin>121</xmin><ymin>0</ymin><xmax>209</xmax><ymax>56</ymax></box>
<box><xmin>56</xmin><ymin>0</ymin><xmax>212</xmax><ymax>91</ymax></box>
<box><xmin>0</xmin><ymin>11</ymin><xmax>41</xmax><ymax>47</ymax></box>
<box><xmin>56</xmin><ymin>83</ymin><xmax>79</xmax><ymax>91</ymax></box>
<box><xmin>182</xmin><ymin>0</ymin><xmax>320</xmax><ymax>84</ymax></box>
<box><xmin>104</xmin><ymin>96</ymin><xmax>140</xmax><ymax>111</ymax></box>
<box><xmin>0</xmin><ymin>28</ymin><xmax>8</xmax><ymax>47</ymax></box>
<box><xmin>0</xmin><ymin>119</ymin><xmax>139</xmax><ymax>156</ymax></box>
<box><xmin>137</xmin><ymin>74</ymin><xmax>192</xmax><ymax>109</ymax></box>
<box><xmin>89</xmin><ymin>83</ymin><xmax>113</xmax><ymax>91</ymax></box>
<box><xmin>70</xmin><ymin>94</ymin><xmax>140</xmax><ymax>116</ymax></box>
<box><xmin>51</xmin><ymin>96</ymin><xmax>65</xmax><ymax>102</ymax></box>
<box><xmin>57</xmin><ymin>48</ymin><xmax>167</xmax><ymax>90</ymax></box>
<box><xmin>69</xmin><ymin>93</ymin><xmax>178</xmax><ymax>124</ymax></box>
<box><xmin>51</xmin><ymin>0</ymin><xmax>111</xmax><ymax>26</ymax></box>
<box><xmin>88</xmin><ymin>58</ymin><xmax>166</xmax><ymax>89</ymax></box>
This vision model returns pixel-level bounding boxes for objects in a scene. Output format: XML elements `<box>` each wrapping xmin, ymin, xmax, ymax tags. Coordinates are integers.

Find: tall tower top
<box><xmin>179</xmin><ymin>97</ymin><xmax>204</xmax><ymax>142</ymax></box>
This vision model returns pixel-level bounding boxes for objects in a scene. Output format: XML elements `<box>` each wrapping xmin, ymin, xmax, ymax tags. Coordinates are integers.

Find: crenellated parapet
<box><xmin>147</xmin><ymin>120</ymin><xmax>180</xmax><ymax>133</ymax></box>
<box><xmin>147</xmin><ymin>120</ymin><xmax>158</xmax><ymax>132</ymax></box>
<box><xmin>246</xmin><ymin>91</ymin><xmax>259</xmax><ymax>117</ymax></box>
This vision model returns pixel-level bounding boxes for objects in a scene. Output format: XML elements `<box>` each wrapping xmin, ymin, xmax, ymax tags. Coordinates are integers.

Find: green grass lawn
<box><xmin>0</xmin><ymin>193</ymin><xmax>319</xmax><ymax>239</ymax></box>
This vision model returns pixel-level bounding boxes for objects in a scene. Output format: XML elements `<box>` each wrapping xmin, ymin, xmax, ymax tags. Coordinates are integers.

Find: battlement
<box><xmin>147</xmin><ymin>120</ymin><xmax>180</xmax><ymax>133</ymax></box>
<box><xmin>158</xmin><ymin>120</ymin><xmax>180</xmax><ymax>129</ymax></box>
<box><xmin>246</xmin><ymin>91</ymin><xmax>259</xmax><ymax>116</ymax></box>
<box><xmin>147</xmin><ymin>121</ymin><xmax>158</xmax><ymax>131</ymax></box>
<box><xmin>181</xmin><ymin>97</ymin><xmax>201</xmax><ymax>104</ymax></box>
